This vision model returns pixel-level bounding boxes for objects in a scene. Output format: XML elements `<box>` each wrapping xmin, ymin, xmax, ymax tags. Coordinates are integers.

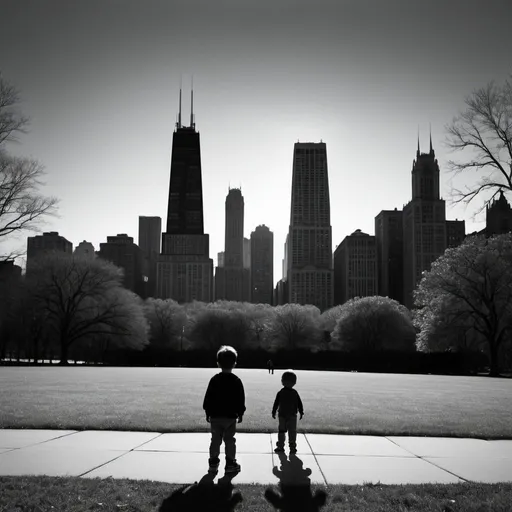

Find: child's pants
<box><xmin>277</xmin><ymin>414</ymin><xmax>297</xmax><ymax>449</ymax></box>
<box><xmin>209</xmin><ymin>417</ymin><xmax>237</xmax><ymax>462</ymax></box>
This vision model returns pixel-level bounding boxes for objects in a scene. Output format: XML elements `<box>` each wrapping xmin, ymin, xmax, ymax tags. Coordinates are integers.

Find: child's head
<box><xmin>281</xmin><ymin>370</ymin><xmax>297</xmax><ymax>388</ymax></box>
<box><xmin>216</xmin><ymin>345</ymin><xmax>238</xmax><ymax>370</ymax></box>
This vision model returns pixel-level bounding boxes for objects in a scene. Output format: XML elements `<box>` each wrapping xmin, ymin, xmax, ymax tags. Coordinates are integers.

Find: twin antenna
<box><xmin>176</xmin><ymin>76</ymin><xmax>195</xmax><ymax>130</ymax></box>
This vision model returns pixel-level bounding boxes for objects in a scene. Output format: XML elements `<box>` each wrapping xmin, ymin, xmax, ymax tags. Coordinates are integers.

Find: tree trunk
<box><xmin>59</xmin><ymin>337</ymin><xmax>69</xmax><ymax>365</ymax></box>
<box><xmin>488</xmin><ymin>341</ymin><xmax>499</xmax><ymax>377</ymax></box>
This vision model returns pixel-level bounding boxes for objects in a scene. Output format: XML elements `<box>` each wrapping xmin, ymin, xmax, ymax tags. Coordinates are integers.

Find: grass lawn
<box><xmin>1</xmin><ymin>476</ymin><xmax>512</xmax><ymax>511</ymax></box>
<box><xmin>1</xmin><ymin>367</ymin><xmax>511</xmax><ymax>438</ymax></box>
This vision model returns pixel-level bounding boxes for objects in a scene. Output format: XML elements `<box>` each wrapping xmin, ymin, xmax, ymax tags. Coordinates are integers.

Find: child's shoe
<box><xmin>225</xmin><ymin>459</ymin><xmax>241</xmax><ymax>473</ymax></box>
<box><xmin>208</xmin><ymin>457</ymin><xmax>220</xmax><ymax>472</ymax></box>
<box><xmin>289</xmin><ymin>443</ymin><xmax>297</xmax><ymax>454</ymax></box>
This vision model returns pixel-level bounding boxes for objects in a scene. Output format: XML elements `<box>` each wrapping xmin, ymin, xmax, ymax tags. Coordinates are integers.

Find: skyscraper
<box><xmin>285</xmin><ymin>142</ymin><xmax>333</xmax><ymax>310</ymax></box>
<box><xmin>98</xmin><ymin>234</ymin><xmax>146</xmax><ymax>297</ymax></box>
<box><xmin>74</xmin><ymin>241</ymin><xmax>96</xmax><ymax>260</ymax></box>
<box><xmin>403</xmin><ymin>136</ymin><xmax>446</xmax><ymax>308</ymax></box>
<box><xmin>157</xmin><ymin>89</ymin><xmax>213</xmax><ymax>302</ymax></box>
<box><xmin>250</xmin><ymin>224</ymin><xmax>273</xmax><ymax>304</ymax></box>
<box><xmin>333</xmin><ymin>230</ymin><xmax>377</xmax><ymax>305</ymax></box>
<box><xmin>486</xmin><ymin>191</ymin><xmax>512</xmax><ymax>236</ymax></box>
<box><xmin>215</xmin><ymin>188</ymin><xmax>250</xmax><ymax>302</ymax></box>
<box><xmin>26</xmin><ymin>231</ymin><xmax>73</xmax><ymax>275</ymax></box>
<box><xmin>138</xmin><ymin>216</ymin><xmax>161</xmax><ymax>298</ymax></box>
<box><xmin>375</xmin><ymin>209</ymin><xmax>403</xmax><ymax>303</ymax></box>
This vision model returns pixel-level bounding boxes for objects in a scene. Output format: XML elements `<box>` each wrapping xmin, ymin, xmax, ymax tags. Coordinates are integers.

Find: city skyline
<box><xmin>1</xmin><ymin>0</ymin><xmax>510</xmax><ymax>286</ymax></box>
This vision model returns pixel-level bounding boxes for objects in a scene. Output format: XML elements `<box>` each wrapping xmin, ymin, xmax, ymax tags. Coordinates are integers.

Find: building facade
<box><xmin>486</xmin><ymin>191</ymin><xmax>512</xmax><ymax>236</ymax></box>
<box><xmin>74</xmin><ymin>241</ymin><xmax>96</xmax><ymax>259</ymax></box>
<box><xmin>214</xmin><ymin>188</ymin><xmax>250</xmax><ymax>302</ymax></box>
<box><xmin>98</xmin><ymin>234</ymin><xmax>146</xmax><ymax>297</ymax></box>
<box><xmin>446</xmin><ymin>219</ymin><xmax>466</xmax><ymax>248</ymax></box>
<box><xmin>26</xmin><ymin>231</ymin><xmax>73</xmax><ymax>274</ymax></box>
<box><xmin>250</xmin><ymin>224</ymin><xmax>273</xmax><ymax>304</ymax></box>
<box><xmin>285</xmin><ymin>142</ymin><xmax>333</xmax><ymax>310</ymax></box>
<box><xmin>334</xmin><ymin>229</ymin><xmax>377</xmax><ymax>305</ymax></box>
<box><xmin>138</xmin><ymin>216</ymin><xmax>161</xmax><ymax>298</ymax></box>
<box><xmin>157</xmin><ymin>90</ymin><xmax>213</xmax><ymax>302</ymax></box>
<box><xmin>375</xmin><ymin>209</ymin><xmax>403</xmax><ymax>303</ymax></box>
<box><xmin>403</xmin><ymin>138</ymin><xmax>447</xmax><ymax>308</ymax></box>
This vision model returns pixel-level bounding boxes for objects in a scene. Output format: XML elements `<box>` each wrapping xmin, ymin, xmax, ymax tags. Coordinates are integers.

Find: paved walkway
<box><xmin>1</xmin><ymin>429</ymin><xmax>511</xmax><ymax>485</ymax></box>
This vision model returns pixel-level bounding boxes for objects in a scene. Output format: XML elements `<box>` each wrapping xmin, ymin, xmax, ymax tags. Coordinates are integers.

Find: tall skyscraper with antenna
<box><xmin>157</xmin><ymin>86</ymin><xmax>213</xmax><ymax>302</ymax></box>
<box><xmin>402</xmin><ymin>132</ymin><xmax>446</xmax><ymax>308</ymax></box>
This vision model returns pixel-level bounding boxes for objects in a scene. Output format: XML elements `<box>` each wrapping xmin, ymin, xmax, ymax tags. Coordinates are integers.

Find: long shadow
<box><xmin>159</xmin><ymin>472</ymin><xmax>243</xmax><ymax>512</ymax></box>
<box><xmin>265</xmin><ymin>453</ymin><xmax>328</xmax><ymax>512</ymax></box>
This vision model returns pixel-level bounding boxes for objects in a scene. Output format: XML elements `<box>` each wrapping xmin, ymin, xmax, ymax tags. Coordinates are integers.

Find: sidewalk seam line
<box><xmin>78</xmin><ymin>451</ymin><xmax>131</xmax><ymax>478</ymax></box>
<box><xmin>304</xmin><ymin>433</ymin><xmax>328</xmax><ymax>487</ymax></box>
<box><xmin>384</xmin><ymin>436</ymin><xmax>469</xmax><ymax>483</ymax></box>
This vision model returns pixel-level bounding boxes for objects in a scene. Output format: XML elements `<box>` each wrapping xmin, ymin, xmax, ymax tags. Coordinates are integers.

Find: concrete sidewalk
<box><xmin>1</xmin><ymin>429</ymin><xmax>511</xmax><ymax>485</ymax></box>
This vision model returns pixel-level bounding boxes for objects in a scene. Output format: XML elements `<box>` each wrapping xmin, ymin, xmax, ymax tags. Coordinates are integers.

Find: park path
<box><xmin>1</xmin><ymin>429</ymin><xmax>512</xmax><ymax>485</ymax></box>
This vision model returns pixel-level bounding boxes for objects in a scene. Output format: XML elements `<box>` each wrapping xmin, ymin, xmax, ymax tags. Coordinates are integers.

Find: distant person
<box><xmin>267</xmin><ymin>359</ymin><xmax>274</xmax><ymax>374</ymax></box>
<box><xmin>271</xmin><ymin>370</ymin><xmax>304</xmax><ymax>454</ymax></box>
<box><xmin>203</xmin><ymin>345</ymin><xmax>246</xmax><ymax>474</ymax></box>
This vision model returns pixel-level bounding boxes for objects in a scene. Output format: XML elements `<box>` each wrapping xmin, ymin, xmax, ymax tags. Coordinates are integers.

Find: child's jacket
<box><xmin>203</xmin><ymin>372</ymin><xmax>246</xmax><ymax>419</ymax></box>
<box><xmin>272</xmin><ymin>387</ymin><xmax>304</xmax><ymax>418</ymax></box>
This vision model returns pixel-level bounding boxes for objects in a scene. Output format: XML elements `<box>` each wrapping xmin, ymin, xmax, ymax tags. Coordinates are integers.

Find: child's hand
<box><xmin>300</xmin><ymin>413</ymin><xmax>304</xmax><ymax>420</ymax></box>
<box><xmin>237</xmin><ymin>416</ymin><xmax>243</xmax><ymax>424</ymax></box>
<box><xmin>272</xmin><ymin>414</ymin><xmax>276</xmax><ymax>419</ymax></box>
<box><xmin>206</xmin><ymin>415</ymin><xmax>211</xmax><ymax>423</ymax></box>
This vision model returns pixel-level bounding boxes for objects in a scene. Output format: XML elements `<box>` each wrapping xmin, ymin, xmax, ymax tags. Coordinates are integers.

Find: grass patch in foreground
<box><xmin>1</xmin><ymin>476</ymin><xmax>512</xmax><ymax>512</ymax></box>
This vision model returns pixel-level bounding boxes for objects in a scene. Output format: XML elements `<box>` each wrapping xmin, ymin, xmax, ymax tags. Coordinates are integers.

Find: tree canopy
<box><xmin>414</xmin><ymin>233</ymin><xmax>512</xmax><ymax>375</ymax></box>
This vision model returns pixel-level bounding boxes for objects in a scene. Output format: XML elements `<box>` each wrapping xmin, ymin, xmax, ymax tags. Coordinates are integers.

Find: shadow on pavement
<box><xmin>159</xmin><ymin>472</ymin><xmax>243</xmax><ymax>512</ymax></box>
<box><xmin>265</xmin><ymin>453</ymin><xmax>328</xmax><ymax>512</ymax></box>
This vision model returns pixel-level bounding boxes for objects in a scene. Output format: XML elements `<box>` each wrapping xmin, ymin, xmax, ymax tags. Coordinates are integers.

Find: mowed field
<box><xmin>1</xmin><ymin>367</ymin><xmax>511</xmax><ymax>438</ymax></box>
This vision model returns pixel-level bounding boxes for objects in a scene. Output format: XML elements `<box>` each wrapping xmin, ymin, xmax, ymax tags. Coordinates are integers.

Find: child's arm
<box><xmin>297</xmin><ymin>391</ymin><xmax>304</xmax><ymax>420</ymax></box>
<box><xmin>271</xmin><ymin>391</ymin><xmax>280</xmax><ymax>418</ymax></box>
<box><xmin>237</xmin><ymin>381</ymin><xmax>246</xmax><ymax>423</ymax></box>
<box><xmin>203</xmin><ymin>379</ymin><xmax>214</xmax><ymax>422</ymax></box>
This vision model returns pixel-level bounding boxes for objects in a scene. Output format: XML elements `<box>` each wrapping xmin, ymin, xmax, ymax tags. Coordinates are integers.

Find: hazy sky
<box><xmin>1</xmin><ymin>0</ymin><xmax>511</xmax><ymax>283</ymax></box>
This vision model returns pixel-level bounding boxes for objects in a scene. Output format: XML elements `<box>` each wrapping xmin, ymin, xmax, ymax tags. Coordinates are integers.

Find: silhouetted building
<box><xmin>26</xmin><ymin>231</ymin><xmax>73</xmax><ymax>274</ymax></box>
<box><xmin>217</xmin><ymin>251</ymin><xmax>225</xmax><ymax>267</ymax></box>
<box><xmin>243</xmin><ymin>237</ymin><xmax>251</xmax><ymax>270</ymax></box>
<box><xmin>274</xmin><ymin>278</ymin><xmax>288</xmax><ymax>306</ymax></box>
<box><xmin>138</xmin><ymin>216</ymin><xmax>161</xmax><ymax>298</ymax></box>
<box><xmin>157</xmin><ymin>89</ymin><xmax>213</xmax><ymax>302</ymax></box>
<box><xmin>215</xmin><ymin>188</ymin><xmax>250</xmax><ymax>302</ymax></box>
<box><xmin>375</xmin><ymin>209</ymin><xmax>403</xmax><ymax>303</ymax></box>
<box><xmin>285</xmin><ymin>142</ymin><xmax>333</xmax><ymax>310</ymax></box>
<box><xmin>446</xmin><ymin>219</ymin><xmax>466</xmax><ymax>248</ymax></box>
<box><xmin>486</xmin><ymin>191</ymin><xmax>512</xmax><ymax>236</ymax></box>
<box><xmin>334</xmin><ymin>229</ymin><xmax>377</xmax><ymax>305</ymax></box>
<box><xmin>403</xmin><ymin>137</ymin><xmax>446</xmax><ymax>308</ymax></box>
<box><xmin>250</xmin><ymin>225</ymin><xmax>273</xmax><ymax>304</ymax></box>
<box><xmin>74</xmin><ymin>240</ymin><xmax>96</xmax><ymax>259</ymax></box>
<box><xmin>98</xmin><ymin>234</ymin><xmax>145</xmax><ymax>297</ymax></box>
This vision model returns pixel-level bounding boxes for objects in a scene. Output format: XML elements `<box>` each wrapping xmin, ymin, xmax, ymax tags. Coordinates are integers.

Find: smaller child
<box><xmin>271</xmin><ymin>370</ymin><xmax>304</xmax><ymax>454</ymax></box>
<box><xmin>203</xmin><ymin>345</ymin><xmax>246</xmax><ymax>474</ymax></box>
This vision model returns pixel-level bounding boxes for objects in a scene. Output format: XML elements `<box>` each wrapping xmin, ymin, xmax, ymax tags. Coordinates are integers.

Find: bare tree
<box><xmin>0</xmin><ymin>73</ymin><xmax>58</xmax><ymax>260</ymax></box>
<box><xmin>446</xmin><ymin>77</ymin><xmax>512</xmax><ymax>208</ymax></box>
<box><xmin>0</xmin><ymin>72</ymin><xmax>29</xmax><ymax>145</ymax></box>
<box><xmin>26</xmin><ymin>253</ymin><xmax>149</xmax><ymax>364</ymax></box>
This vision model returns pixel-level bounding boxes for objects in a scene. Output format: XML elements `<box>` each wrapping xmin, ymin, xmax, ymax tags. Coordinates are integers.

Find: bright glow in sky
<box><xmin>1</xmin><ymin>0</ymin><xmax>511</xmax><ymax>284</ymax></box>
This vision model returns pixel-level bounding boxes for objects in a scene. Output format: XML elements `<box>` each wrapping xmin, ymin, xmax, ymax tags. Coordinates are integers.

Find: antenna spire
<box><xmin>190</xmin><ymin>75</ymin><xmax>194</xmax><ymax>129</ymax></box>
<box><xmin>417</xmin><ymin>126</ymin><xmax>420</xmax><ymax>157</ymax></box>
<box><xmin>178</xmin><ymin>80</ymin><xmax>182</xmax><ymax>129</ymax></box>
<box><xmin>429</xmin><ymin>123</ymin><xmax>433</xmax><ymax>154</ymax></box>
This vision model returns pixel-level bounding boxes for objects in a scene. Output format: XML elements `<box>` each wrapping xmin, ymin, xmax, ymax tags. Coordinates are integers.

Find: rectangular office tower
<box><xmin>285</xmin><ymin>142</ymin><xmax>333</xmax><ymax>310</ymax></box>
<box><xmin>251</xmin><ymin>224</ymin><xmax>274</xmax><ymax>304</ymax></box>
<box><xmin>375</xmin><ymin>209</ymin><xmax>403</xmax><ymax>304</ymax></box>
<box><xmin>138</xmin><ymin>216</ymin><xmax>161</xmax><ymax>298</ymax></box>
<box><xmin>157</xmin><ymin>90</ymin><xmax>213</xmax><ymax>302</ymax></box>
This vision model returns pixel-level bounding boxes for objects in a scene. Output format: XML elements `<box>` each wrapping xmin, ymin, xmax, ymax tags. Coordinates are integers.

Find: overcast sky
<box><xmin>1</xmin><ymin>0</ymin><xmax>511</xmax><ymax>283</ymax></box>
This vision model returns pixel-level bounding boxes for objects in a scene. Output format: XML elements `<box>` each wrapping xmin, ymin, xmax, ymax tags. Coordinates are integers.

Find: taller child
<box><xmin>203</xmin><ymin>345</ymin><xmax>246</xmax><ymax>473</ymax></box>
